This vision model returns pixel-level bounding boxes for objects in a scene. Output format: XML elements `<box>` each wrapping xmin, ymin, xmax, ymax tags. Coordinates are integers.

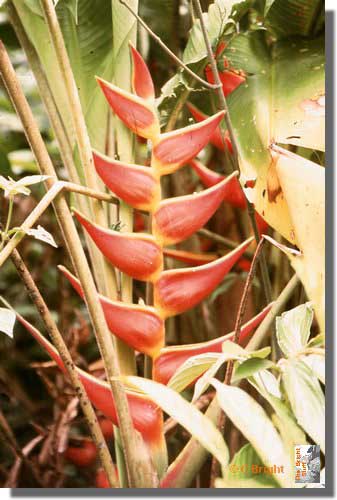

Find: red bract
<box><xmin>205</xmin><ymin>65</ymin><xmax>245</xmax><ymax>97</ymax></box>
<box><xmin>59</xmin><ymin>266</ymin><xmax>165</xmax><ymax>357</ymax></box>
<box><xmin>16</xmin><ymin>313</ymin><xmax>166</xmax><ymax>472</ymax></box>
<box><xmin>163</xmin><ymin>249</ymin><xmax>217</xmax><ymax>266</ymax></box>
<box><xmin>151</xmin><ymin>112</ymin><xmax>225</xmax><ymax>174</ymax></box>
<box><xmin>153</xmin><ymin>303</ymin><xmax>273</xmax><ymax>385</ymax></box>
<box><xmin>189</xmin><ymin>158</ymin><xmax>247</xmax><ymax>209</ymax></box>
<box><xmin>153</xmin><ymin>173</ymin><xmax>238</xmax><ymax>245</ymax></box>
<box><xmin>130</xmin><ymin>43</ymin><xmax>155</xmax><ymax>101</ymax></box>
<box><xmin>186</xmin><ymin>102</ymin><xmax>232</xmax><ymax>153</ymax></box>
<box><xmin>74</xmin><ymin>210</ymin><xmax>163</xmax><ymax>282</ymax></box>
<box><xmin>97</xmin><ymin>77</ymin><xmax>160</xmax><ymax>141</ymax></box>
<box><xmin>93</xmin><ymin>150</ymin><xmax>160</xmax><ymax>212</ymax></box>
<box><xmin>65</xmin><ymin>440</ymin><xmax>97</xmax><ymax>468</ymax></box>
<box><xmin>154</xmin><ymin>238</ymin><xmax>253</xmax><ymax>318</ymax></box>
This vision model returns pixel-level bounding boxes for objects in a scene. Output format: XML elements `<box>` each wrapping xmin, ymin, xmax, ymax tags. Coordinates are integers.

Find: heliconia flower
<box><xmin>153</xmin><ymin>172</ymin><xmax>238</xmax><ymax>245</ymax></box>
<box><xmin>59</xmin><ymin>266</ymin><xmax>165</xmax><ymax>358</ymax></box>
<box><xmin>74</xmin><ymin>210</ymin><xmax>163</xmax><ymax>282</ymax></box>
<box><xmin>16</xmin><ymin>313</ymin><xmax>167</xmax><ymax>477</ymax></box>
<box><xmin>96</xmin><ymin>77</ymin><xmax>160</xmax><ymax>141</ymax></box>
<box><xmin>189</xmin><ymin>158</ymin><xmax>246</xmax><ymax>209</ymax></box>
<box><xmin>153</xmin><ymin>303</ymin><xmax>273</xmax><ymax>385</ymax></box>
<box><xmin>92</xmin><ymin>150</ymin><xmax>160</xmax><ymax>212</ymax></box>
<box><xmin>129</xmin><ymin>43</ymin><xmax>155</xmax><ymax>101</ymax></box>
<box><xmin>163</xmin><ymin>249</ymin><xmax>218</xmax><ymax>266</ymax></box>
<box><xmin>186</xmin><ymin>102</ymin><xmax>232</xmax><ymax>153</ymax></box>
<box><xmin>151</xmin><ymin>111</ymin><xmax>225</xmax><ymax>175</ymax></box>
<box><xmin>153</xmin><ymin>238</ymin><xmax>253</xmax><ymax>318</ymax></box>
<box><xmin>205</xmin><ymin>65</ymin><xmax>246</xmax><ymax>97</ymax></box>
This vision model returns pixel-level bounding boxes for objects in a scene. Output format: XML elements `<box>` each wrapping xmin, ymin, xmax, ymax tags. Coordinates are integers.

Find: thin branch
<box><xmin>0</xmin><ymin>181</ymin><xmax>118</xmax><ymax>268</ymax></box>
<box><xmin>209</xmin><ymin>237</ymin><xmax>266</xmax><ymax>487</ymax></box>
<box><xmin>247</xmin><ymin>274</ymin><xmax>300</xmax><ymax>351</ymax></box>
<box><xmin>0</xmin><ymin>40</ymin><xmax>153</xmax><ymax>488</ymax></box>
<box><xmin>7</xmin><ymin>1</ymin><xmax>109</xmax><ymax>288</ymax></box>
<box><xmin>117</xmin><ymin>0</ymin><xmax>220</xmax><ymax>91</ymax></box>
<box><xmin>160</xmin><ymin>272</ymin><xmax>299</xmax><ymax>488</ymax></box>
<box><xmin>40</xmin><ymin>0</ymin><xmax>117</xmax><ymax>298</ymax></box>
<box><xmin>8</xmin><ymin>249</ymin><xmax>118</xmax><ymax>487</ymax></box>
<box><xmin>192</xmin><ymin>0</ymin><xmax>273</xmax><ymax>305</ymax></box>
<box><xmin>197</xmin><ymin>228</ymin><xmax>254</xmax><ymax>259</ymax></box>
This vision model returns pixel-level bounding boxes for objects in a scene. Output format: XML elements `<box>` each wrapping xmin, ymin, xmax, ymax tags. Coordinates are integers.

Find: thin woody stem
<box><xmin>192</xmin><ymin>0</ymin><xmax>273</xmax><ymax>305</ymax></box>
<box><xmin>40</xmin><ymin>0</ymin><xmax>117</xmax><ymax>298</ymax></box>
<box><xmin>160</xmin><ymin>274</ymin><xmax>298</xmax><ymax>488</ymax></box>
<box><xmin>0</xmin><ymin>41</ymin><xmax>153</xmax><ymax>488</ymax></box>
<box><xmin>7</xmin><ymin>250</ymin><xmax>119</xmax><ymax>487</ymax></box>
<box><xmin>0</xmin><ymin>181</ymin><xmax>118</xmax><ymax>269</ymax></box>
<box><xmin>117</xmin><ymin>0</ymin><xmax>220</xmax><ymax>91</ymax></box>
<box><xmin>7</xmin><ymin>1</ymin><xmax>109</xmax><ymax>287</ymax></box>
<box><xmin>209</xmin><ymin>237</ymin><xmax>265</xmax><ymax>487</ymax></box>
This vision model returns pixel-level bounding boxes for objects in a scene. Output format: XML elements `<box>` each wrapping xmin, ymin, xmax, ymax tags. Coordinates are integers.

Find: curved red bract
<box><xmin>153</xmin><ymin>303</ymin><xmax>273</xmax><ymax>385</ymax></box>
<box><xmin>93</xmin><ymin>150</ymin><xmax>160</xmax><ymax>212</ymax></box>
<box><xmin>154</xmin><ymin>238</ymin><xmax>252</xmax><ymax>318</ymax></box>
<box><xmin>74</xmin><ymin>210</ymin><xmax>163</xmax><ymax>282</ymax></box>
<box><xmin>97</xmin><ymin>77</ymin><xmax>159</xmax><ymax>140</ymax></box>
<box><xmin>60</xmin><ymin>266</ymin><xmax>165</xmax><ymax>357</ymax></box>
<box><xmin>130</xmin><ymin>43</ymin><xmax>155</xmax><ymax>100</ymax></box>
<box><xmin>153</xmin><ymin>175</ymin><xmax>237</xmax><ymax>245</ymax></box>
<box><xmin>152</xmin><ymin>112</ymin><xmax>225</xmax><ymax>174</ymax></box>
<box><xmin>189</xmin><ymin>159</ymin><xmax>247</xmax><ymax>209</ymax></box>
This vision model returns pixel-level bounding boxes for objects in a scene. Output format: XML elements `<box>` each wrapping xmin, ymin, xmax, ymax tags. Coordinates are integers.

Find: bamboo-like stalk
<box><xmin>7</xmin><ymin>1</ymin><xmax>112</xmax><ymax>290</ymax></box>
<box><xmin>191</xmin><ymin>0</ymin><xmax>273</xmax><ymax>305</ymax></box>
<box><xmin>0</xmin><ymin>41</ymin><xmax>154</xmax><ymax>488</ymax></box>
<box><xmin>160</xmin><ymin>273</ymin><xmax>299</xmax><ymax>488</ymax></box>
<box><xmin>0</xmin><ymin>181</ymin><xmax>117</xmax><ymax>268</ymax></box>
<box><xmin>111</xmin><ymin>0</ymin><xmax>139</xmax><ymax>377</ymax></box>
<box><xmin>39</xmin><ymin>0</ymin><xmax>117</xmax><ymax>298</ymax></box>
<box><xmin>8</xmin><ymin>249</ymin><xmax>118</xmax><ymax>487</ymax></box>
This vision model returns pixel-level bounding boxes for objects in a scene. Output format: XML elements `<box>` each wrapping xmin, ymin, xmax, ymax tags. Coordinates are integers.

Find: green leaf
<box><xmin>168</xmin><ymin>352</ymin><xmax>224</xmax><ymax>394</ymax></box>
<box><xmin>276</xmin><ymin>303</ymin><xmax>314</xmax><ymax>357</ymax></box>
<box><xmin>183</xmin><ymin>0</ymin><xmax>240</xmax><ymax>64</ymax></box>
<box><xmin>14</xmin><ymin>0</ymin><xmax>114</xmax><ymax>151</ymax></box>
<box><xmin>281</xmin><ymin>359</ymin><xmax>325</xmax><ymax>453</ymax></box>
<box><xmin>301</xmin><ymin>353</ymin><xmax>325</xmax><ymax>384</ymax></box>
<box><xmin>218</xmin><ymin>443</ymin><xmax>280</xmax><ymax>488</ymax></box>
<box><xmin>124</xmin><ymin>376</ymin><xmax>229</xmax><ymax>468</ymax></box>
<box><xmin>249</xmin><ymin>370</ymin><xmax>307</xmax><ymax>456</ymax></box>
<box><xmin>0</xmin><ymin>307</ymin><xmax>16</xmax><ymax>338</ymax></box>
<box><xmin>211</xmin><ymin>378</ymin><xmax>292</xmax><ymax>487</ymax></box>
<box><xmin>265</xmin><ymin>0</ymin><xmax>324</xmax><ymax>38</ymax></box>
<box><xmin>232</xmin><ymin>357</ymin><xmax>274</xmax><ymax>382</ymax></box>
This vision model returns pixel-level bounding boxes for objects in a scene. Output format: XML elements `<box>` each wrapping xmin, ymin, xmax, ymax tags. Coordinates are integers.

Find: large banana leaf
<box><xmin>12</xmin><ymin>0</ymin><xmax>114</xmax><ymax>151</ymax></box>
<box><xmin>223</xmin><ymin>30</ymin><xmax>324</xmax><ymax>328</ymax></box>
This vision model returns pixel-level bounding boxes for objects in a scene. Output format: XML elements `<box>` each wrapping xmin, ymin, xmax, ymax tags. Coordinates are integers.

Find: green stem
<box><xmin>0</xmin><ymin>196</ymin><xmax>14</xmax><ymax>251</ymax></box>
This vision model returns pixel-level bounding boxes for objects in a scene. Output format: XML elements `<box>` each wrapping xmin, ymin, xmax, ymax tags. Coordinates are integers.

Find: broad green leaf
<box><xmin>265</xmin><ymin>0</ymin><xmax>324</xmax><ymax>38</ymax></box>
<box><xmin>124</xmin><ymin>376</ymin><xmax>229</xmax><ymax>468</ymax></box>
<box><xmin>249</xmin><ymin>370</ymin><xmax>307</xmax><ymax>455</ymax></box>
<box><xmin>14</xmin><ymin>0</ymin><xmax>114</xmax><ymax>152</ymax></box>
<box><xmin>211</xmin><ymin>378</ymin><xmax>292</xmax><ymax>487</ymax></box>
<box><xmin>281</xmin><ymin>359</ymin><xmax>325</xmax><ymax>453</ymax></box>
<box><xmin>276</xmin><ymin>303</ymin><xmax>314</xmax><ymax>357</ymax></box>
<box><xmin>0</xmin><ymin>307</ymin><xmax>16</xmax><ymax>339</ymax></box>
<box><xmin>232</xmin><ymin>357</ymin><xmax>274</xmax><ymax>382</ymax></box>
<box><xmin>219</xmin><ymin>443</ymin><xmax>280</xmax><ymax>488</ymax></box>
<box><xmin>225</xmin><ymin>33</ymin><xmax>325</xmax><ymax>330</ymax></box>
<box><xmin>183</xmin><ymin>0</ymin><xmax>240</xmax><ymax>65</ymax></box>
<box><xmin>301</xmin><ymin>353</ymin><xmax>325</xmax><ymax>384</ymax></box>
<box><xmin>168</xmin><ymin>352</ymin><xmax>224</xmax><ymax>394</ymax></box>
